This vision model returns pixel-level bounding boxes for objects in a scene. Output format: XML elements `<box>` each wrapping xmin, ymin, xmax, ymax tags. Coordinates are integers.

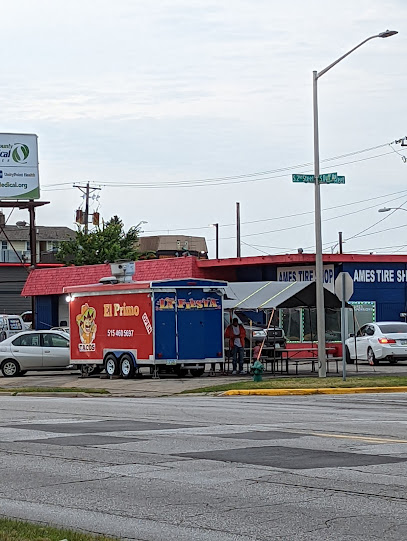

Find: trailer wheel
<box><xmin>174</xmin><ymin>365</ymin><xmax>188</xmax><ymax>377</ymax></box>
<box><xmin>120</xmin><ymin>354</ymin><xmax>135</xmax><ymax>379</ymax></box>
<box><xmin>190</xmin><ymin>365</ymin><xmax>205</xmax><ymax>377</ymax></box>
<box><xmin>105</xmin><ymin>354</ymin><xmax>119</xmax><ymax>376</ymax></box>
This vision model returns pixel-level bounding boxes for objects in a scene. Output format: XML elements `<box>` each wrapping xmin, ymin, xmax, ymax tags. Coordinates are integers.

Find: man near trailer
<box><xmin>225</xmin><ymin>317</ymin><xmax>246</xmax><ymax>375</ymax></box>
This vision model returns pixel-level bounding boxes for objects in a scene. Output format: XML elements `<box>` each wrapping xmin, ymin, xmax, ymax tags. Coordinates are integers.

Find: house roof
<box><xmin>21</xmin><ymin>256</ymin><xmax>207</xmax><ymax>296</ymax></box>
<box><xmin>0</xmin><ymin>225</ymin><xmax>75</xmax><ymax>242</ymax></box>
<box><xmin>138</xmin><ymin>235</ymin><xmax>208</xmax><ymax>253</ymax></box>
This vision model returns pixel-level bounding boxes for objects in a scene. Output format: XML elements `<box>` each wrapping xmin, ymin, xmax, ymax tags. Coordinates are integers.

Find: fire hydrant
<box><xmin>250</xmin><ymin>360</ymin><xmax>264</xmax><ymax>382</ymax></box>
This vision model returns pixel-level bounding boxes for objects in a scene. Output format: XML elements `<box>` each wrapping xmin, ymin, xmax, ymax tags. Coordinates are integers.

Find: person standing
<box><xmin>225</xmin><ymin>317</ymin><xmax>246</xmax><ymax>375</ymax></box>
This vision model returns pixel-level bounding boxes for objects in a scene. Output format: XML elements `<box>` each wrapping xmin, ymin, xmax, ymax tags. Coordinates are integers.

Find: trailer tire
<box><xmin>174</xmin><ymin>365</ymin><xmax>188</xmax><ymax>377</ymax></box>
<box><xmin>105</xmin><ymin>354</ymin><xmax>119</xmax><ymax>376</ymax></box>
<box><xmin>120</xmin><ymin>354</ymin><xmax>135</xmax><ymax>379</ymax></box>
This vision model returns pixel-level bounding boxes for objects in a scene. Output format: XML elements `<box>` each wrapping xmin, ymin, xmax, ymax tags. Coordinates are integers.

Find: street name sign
<box><xmin>292</xmin><ymin>172</ymin><xmax>346</xmax><ymax>184</ymax></box>
<box><xmin>292</xmin><ymin>174</ymin><xmax>315</xmax><ymax>183</ymax></box>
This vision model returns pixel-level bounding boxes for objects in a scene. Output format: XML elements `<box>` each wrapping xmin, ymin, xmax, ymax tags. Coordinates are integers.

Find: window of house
<box><xmin>1</xmin><ymin>241</ymin><xmax>7</xmax><ymax>250</ymax></box>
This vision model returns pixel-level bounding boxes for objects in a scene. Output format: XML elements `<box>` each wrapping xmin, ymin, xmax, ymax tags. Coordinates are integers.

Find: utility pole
<box><xmin>236</xmin><ymin>202</ymin><xmax>241</xmax><ymax>258</ymax></box>
<box><xmin>338</xmin><ymin>231</ymin><xmax>343</xmax><ymax>254</ymax></box>
<box><xmin>73</xmin><ymin>182</ymin><xmax>101</xmax><ymax>234</ymax></box>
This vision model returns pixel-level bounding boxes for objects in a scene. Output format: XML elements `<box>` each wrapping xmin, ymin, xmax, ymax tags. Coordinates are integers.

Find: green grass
<box><xmin>0</xmin><ymin>387</ymin><xmax>109</xmax><ymax>395</ymax></box>
<box><xmin>0</xmin><ymin>517</ymin><xmax>117</xmax><ymax>541</ymax></box>
<box><xmin>182</xmin><ymin>375</ymin><xmax>407</xmax><ymax>394</ymax></box>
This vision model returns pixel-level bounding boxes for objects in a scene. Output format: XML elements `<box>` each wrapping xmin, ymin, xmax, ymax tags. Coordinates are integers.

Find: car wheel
<box><xmin>1</xmin><ymin>359</ymin><xmax>20</xmax><ymax>377</ymax></box>
<box><xmin>87</xmin><ymin>365</ymin><xmax>103</xmax><ymax>376</ymax></box>
<box><xmin>345</xmin><ymin>346</ymin><xmax>354</xmax><ymax>364</ymax></box>
<box><xmin>105</xmin><ymin>354</ymin><xmax>119</xmax><ymax>376</ymax></box>
<box><xmin>367</xmin><ymin>347</ymin><xmax>379</xmax><ymax>366</ymax></box>
<box><xmin>120</xmin><ymin>354</ymin><xmax>135</xmax><ymax>379</ymax></box>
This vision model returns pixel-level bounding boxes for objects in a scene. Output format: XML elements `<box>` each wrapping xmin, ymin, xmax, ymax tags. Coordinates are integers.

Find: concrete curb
<box><xmin>223</xmin><ymin>386</ymin><xmax>407</xmax><ymax>396</ymax></box>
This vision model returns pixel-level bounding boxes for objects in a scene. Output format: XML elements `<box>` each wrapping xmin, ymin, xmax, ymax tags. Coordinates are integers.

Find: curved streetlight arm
<box><xmin>317</xmin><ymin>31</ymin><xmax>397</xmax><ymax>79</ymax></box>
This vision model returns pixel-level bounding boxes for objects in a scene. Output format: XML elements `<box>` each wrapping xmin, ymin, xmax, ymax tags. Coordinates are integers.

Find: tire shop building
<box><xmin>21</xmin><ymin>253</ymin><xmax>407</xmax><ymax>344</ymax></box>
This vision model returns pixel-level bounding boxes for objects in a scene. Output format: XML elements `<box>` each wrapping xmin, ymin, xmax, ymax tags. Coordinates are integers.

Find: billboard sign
<box><xmin>0</xmin><ymin>133</ymin><xmax>39</xmax><ymax>199</ymax></box>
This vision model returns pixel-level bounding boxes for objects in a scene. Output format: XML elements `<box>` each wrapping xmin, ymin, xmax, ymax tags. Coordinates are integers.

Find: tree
<box><xmin>57</xmin><ymin>216</ymin><xmax>141</xmax><ymax>266</ymax></box>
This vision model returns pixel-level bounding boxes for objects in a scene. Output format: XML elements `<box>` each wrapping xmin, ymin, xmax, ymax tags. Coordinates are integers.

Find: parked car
<box><xmin>0</xmin><ymin>330</ymin><xmax>71</xmax><ymax>377</ymax></box>
<box><xmin>0</xmin><ymin>315</ymin><xmax>27</xmax><ymax>341</ymax></box>
<box><xmin>345</xmin><ymin>321</ymin><xmax>407</xmax><ymax>365</ymax></box>
<box><xmin>20</xmin><ymin>310</ymin><xmax>33</xmax><ymax>329</ymax></box>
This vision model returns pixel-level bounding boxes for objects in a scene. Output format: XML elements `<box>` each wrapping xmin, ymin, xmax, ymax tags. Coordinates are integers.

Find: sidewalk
<box><xmin>0</xmin><ymin>363</ymin><xmax>404</xmax><ymax>398</ymax></box>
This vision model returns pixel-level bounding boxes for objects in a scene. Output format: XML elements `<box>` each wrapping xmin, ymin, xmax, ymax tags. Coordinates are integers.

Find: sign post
<box><xmin>335</xmin><ymin>272</ymin><xmax>354</xmax><ymax>381</ymax></box>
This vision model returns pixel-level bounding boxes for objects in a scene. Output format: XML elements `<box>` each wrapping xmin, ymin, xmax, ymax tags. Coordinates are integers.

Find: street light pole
<box><xmin>313</xmin><ymin>30</ymin><xmax>398</xmax><ymax>378</ymax></box>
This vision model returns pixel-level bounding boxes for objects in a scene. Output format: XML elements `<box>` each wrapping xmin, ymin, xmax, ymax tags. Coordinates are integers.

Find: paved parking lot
<box><xmin>0</xmin><ymin>361</ymin><xmax>405</xmax><ymax>397</ymax></box>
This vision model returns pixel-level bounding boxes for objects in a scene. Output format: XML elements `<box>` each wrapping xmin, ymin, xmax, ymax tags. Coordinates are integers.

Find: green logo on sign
<box><xmin>12</xmin><ymin>144</ymin><xmax>29</xmax><ymax>164</ymax></box>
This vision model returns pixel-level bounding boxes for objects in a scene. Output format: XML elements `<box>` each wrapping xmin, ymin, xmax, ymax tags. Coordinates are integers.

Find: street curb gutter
<box><xmin>223</xmin><ymin>386</ymin><xmax>407</xmax><ymax>396</ymax></box>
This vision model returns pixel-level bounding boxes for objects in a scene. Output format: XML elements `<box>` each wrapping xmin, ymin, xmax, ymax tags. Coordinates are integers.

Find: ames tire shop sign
<box><xmin>0</xmin><ymin>133</ymin><xmax>39</xmax><ymax>199</ymax></box>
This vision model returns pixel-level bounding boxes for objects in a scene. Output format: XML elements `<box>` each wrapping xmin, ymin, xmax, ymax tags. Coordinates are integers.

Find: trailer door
<box><xmin>177</xmin><ymin>289</ymin><xmax>222</xmax><ymax>360</ymax></box>
<box><xmin>154</xmin><ymin>292</ymin><xmax>177</xmax><ymax>359</ymax></box>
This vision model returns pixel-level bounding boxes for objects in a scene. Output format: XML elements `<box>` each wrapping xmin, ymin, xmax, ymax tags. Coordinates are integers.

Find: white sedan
<box><xmin>0</xmin><ymin>330</ymin><xmax>72</xmax><ymax>377</ymax></box>
<box><xmin>345</xmin><ymin>322</ymin><xmax>407</xmax><ymax>365</ymax></box>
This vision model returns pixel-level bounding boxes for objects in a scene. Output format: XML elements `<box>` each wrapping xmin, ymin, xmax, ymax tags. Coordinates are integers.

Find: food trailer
<box><xmin>65</xmin><ymin>278</ymin><xmax>226</xmax><ymax>378</ymax></box>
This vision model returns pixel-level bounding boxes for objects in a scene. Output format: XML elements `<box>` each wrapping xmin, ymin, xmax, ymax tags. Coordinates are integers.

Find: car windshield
<box><xmin>377</xmin><ymin>323</ymin><xmax>407</xmax><ymax>334</ymax></box>
<box><xmin>235</xmin><ymin>312</ymin><xmax>265</xmax><ymax>327</ymax></box>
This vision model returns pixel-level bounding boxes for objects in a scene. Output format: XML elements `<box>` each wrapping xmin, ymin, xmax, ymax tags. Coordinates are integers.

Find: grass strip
<box><xmin>0</xmin><ymin>387</ymin><xmax>109</xmax><ymax>395</ymax></box>
<box><xmin>182</xmin><ymin>375</ymin><xmax>407</xmax><ymax>394</ymax></box>
<box><xmin>0</xmin><ymin>516</ymin><xmax>117</xmax><ymax>541</ymax></box>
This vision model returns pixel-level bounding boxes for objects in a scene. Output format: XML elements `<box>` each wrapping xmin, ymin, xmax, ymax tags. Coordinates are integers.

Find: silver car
<box><xmin>0</xmin><ymin>330</ymin><xmax>71</xmax><ymax>377</ymax></box>
<box><xmin>345</xmin><ymin>321</ymin><xmax>407</xmax><ymax>365</ymax></box>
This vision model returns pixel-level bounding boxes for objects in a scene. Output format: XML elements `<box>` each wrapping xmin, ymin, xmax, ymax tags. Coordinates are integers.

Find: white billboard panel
<box><xmin>277</xmin><ymin>264</ymin><xmax>335</xmax><ymax>292</ymax></box>
<box><xmin>0</xmin><ymin>133</ymin><xmax>39</xmax><ymax>199</ymax></box>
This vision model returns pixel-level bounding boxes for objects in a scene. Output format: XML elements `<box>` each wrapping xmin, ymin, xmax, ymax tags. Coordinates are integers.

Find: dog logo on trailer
<box><xmin>76</xmin><ymin>303</ymin><xmax>97</xmax><ymax>351</ymax></box>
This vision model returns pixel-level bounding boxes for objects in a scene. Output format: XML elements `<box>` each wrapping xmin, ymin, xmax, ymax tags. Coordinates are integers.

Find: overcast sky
<box><xmin>1</xmin><ymin>0</ymin><xmax>406</xmax><ymax>258</ymax></box>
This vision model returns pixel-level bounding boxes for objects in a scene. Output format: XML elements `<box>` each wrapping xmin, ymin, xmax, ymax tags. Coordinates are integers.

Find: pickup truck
<box><xmin>224</xmin><ymin>312</ymin><xmax>286</xmax><ymax>349</ymax></box>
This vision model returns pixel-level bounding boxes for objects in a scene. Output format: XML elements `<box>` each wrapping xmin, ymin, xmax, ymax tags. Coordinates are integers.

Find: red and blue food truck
<box><xmin>65</xmin><ymin>278</ymin><xmax>226</xmax><ymax>378</ymax></box>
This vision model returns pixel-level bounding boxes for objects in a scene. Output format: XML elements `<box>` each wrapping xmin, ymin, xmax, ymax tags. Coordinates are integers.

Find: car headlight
<box><xmin>253</xmin><ymin>330</ymin><xmax>266</xmax><ymax>337</ymax></box>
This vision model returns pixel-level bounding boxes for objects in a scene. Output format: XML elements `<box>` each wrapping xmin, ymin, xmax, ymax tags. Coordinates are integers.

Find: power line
<box><xmin>41</xmin><ymin>140</ymin><xmax>401</xmax><ymax>191</ymax></box>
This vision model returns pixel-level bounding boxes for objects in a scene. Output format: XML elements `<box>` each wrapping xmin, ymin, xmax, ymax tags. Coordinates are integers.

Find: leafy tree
<box><xmin>57</xmin><ymin>216</ymin><xmax>142</xmax><ymax>265</ymax></box>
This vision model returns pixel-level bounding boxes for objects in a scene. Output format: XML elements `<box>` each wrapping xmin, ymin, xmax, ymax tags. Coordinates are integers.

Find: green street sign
<box><xmin>292</xmin><ymin>172</ymin><xmax>345</xmax><ymax>184</ymax></box>
<box><xmin>292</xmin><ymin>174</ymin><xmax>315</xmax><ymax>183</ymax></box>
<box><xmin>319</xmin><ymin>172</ymin><xmax>337</xmax><ymax>183</ymax></box>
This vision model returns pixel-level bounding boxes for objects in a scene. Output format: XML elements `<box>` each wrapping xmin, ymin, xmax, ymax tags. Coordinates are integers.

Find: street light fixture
<box><xmin>378</xmin><ymin>207</ymin><xmax>407</xmax><ymax>213</ymax></box>
<box><xmin>313</xmin><ymin>30</ymin><xmax>398</xmax><ymax>378</ymax></box>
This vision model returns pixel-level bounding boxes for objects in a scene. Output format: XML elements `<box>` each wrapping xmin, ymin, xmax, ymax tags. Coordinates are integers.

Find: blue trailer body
<box><xmin>152</xmin><ymin>279</ymin><xmax>225</xmax><ymax>363</ymax></box>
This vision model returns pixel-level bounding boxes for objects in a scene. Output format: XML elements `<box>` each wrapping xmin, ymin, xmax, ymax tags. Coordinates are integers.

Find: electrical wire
<box><xmin>41</xmin><ymin>140</ymin><xmax>398</xmax><ymax>191</ymax></box>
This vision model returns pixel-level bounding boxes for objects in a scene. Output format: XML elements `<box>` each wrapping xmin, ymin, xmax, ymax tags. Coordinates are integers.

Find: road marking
<box><xmin>311</xmin><ymin>432</ymin><xmax>407</xmax><ymax>444</ymax></box>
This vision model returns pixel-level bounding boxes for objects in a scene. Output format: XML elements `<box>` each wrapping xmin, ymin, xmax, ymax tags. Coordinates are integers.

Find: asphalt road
<box><xmin>1</xmin><ymin>393</ymin><xmax>407</xmax><ymax>540</ymax></box>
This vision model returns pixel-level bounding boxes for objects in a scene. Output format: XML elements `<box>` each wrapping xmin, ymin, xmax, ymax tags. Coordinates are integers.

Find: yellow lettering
<box><xmin>104</xmin><ymin>304</ymin><xmax>112</xmax><ymax>317</ymax></box>
<box><xmin>113</xmin><ymin>303</ymin><xmax>120</xmax><ymax>316</ymax></box>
